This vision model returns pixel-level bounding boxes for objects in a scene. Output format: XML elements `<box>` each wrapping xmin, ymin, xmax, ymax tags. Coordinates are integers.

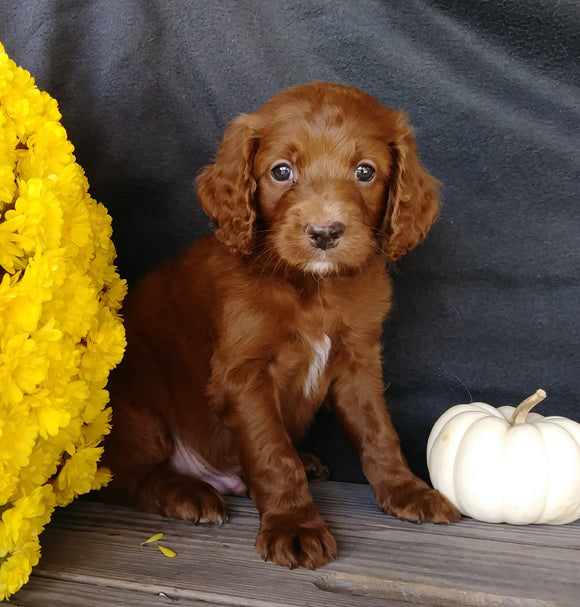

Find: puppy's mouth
<box><xmin>305</xmin><ymin>221</ymin><xmax>345</xmax><ymax>251</ymax></box>
<box><xmin>304</xmin><ymin>257</ymin><xmax>336</xmax><ymax>276</ymax></box>
<box><xmin>287</xmin><ymin>236</ymin><xmax>370</xmax><ymax>277</ymax></box>
<box><xmin>267</xmin><ymin>213</ymin><xmax>375</xmax><ymax>277</ymax></box>
<box><xmin>301</xmin><ymin>220</ymin><xmax>344</xmax><ymax>275</ymax></box>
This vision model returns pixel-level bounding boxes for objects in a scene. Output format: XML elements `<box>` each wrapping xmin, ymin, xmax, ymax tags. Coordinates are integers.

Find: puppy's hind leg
<box><xmin>134</xmin><ymin>464</ymin><xmax>228</xmax><ymax>524</ymax></box>
<box><xmin>298</xmin><ymin>451</ymin><xmax>330</xmax><ymax>483</ymax></box>
<box><xmin>101</xmin><ymin>399</ymin><xmax>227</xmax><ymax>525</ymax></box>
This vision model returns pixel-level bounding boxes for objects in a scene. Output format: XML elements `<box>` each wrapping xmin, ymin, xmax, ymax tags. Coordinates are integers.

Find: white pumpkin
<box><xmin>427</xmin><ymin>390</ymin><xmax>580</xmax><ymax>524</ymax></box>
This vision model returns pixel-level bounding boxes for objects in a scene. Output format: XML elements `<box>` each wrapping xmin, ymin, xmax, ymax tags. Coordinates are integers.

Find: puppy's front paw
<box><xmin>256</xmin><ymin>507</ymin><xmax>337</xmax><ymax>569</ymax></box>
<box><xmin>378</xmin><ymin>479</ymin><xmax>461</xmax><ymax>524</ymax></box>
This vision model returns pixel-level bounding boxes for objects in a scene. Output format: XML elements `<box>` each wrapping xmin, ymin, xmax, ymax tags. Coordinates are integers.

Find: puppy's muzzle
<box><xmin>305</xmin><ymin>222</ymin><xmax>345</xmax><ymax>250</ymax></box>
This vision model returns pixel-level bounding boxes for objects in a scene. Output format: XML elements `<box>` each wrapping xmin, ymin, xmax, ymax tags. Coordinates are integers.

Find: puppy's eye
<box><xmin>355</xmin><ymin>164</ymin><xmax>375</xmax><ymax>182</ymax></box>
<box><xmin>271</xmin><ymin>164</ymin><xmax>293</xmax><ymax>182</ymax></box>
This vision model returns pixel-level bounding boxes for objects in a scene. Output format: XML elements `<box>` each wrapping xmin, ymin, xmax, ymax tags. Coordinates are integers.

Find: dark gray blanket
<box><xmin>3</xmin><ymin>0</ymin><xmax>578</xmax><ymax>482</ymax></box>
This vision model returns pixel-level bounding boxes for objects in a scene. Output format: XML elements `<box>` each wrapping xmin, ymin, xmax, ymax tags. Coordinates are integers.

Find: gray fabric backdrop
<box><xmin>2</xmin><ymin>0</ymin><xmax>578</xmax><ymax>482</ymax></box>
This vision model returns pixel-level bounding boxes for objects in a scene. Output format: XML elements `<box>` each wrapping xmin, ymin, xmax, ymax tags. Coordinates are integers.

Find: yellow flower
<box><xmin>0</xmin><ymin>162</ymin><xmax>17</xmax><ymax>208</ymax></box>
<box><xmin>0</xmin><ymin>273</ymin><xmax>43</xmax><ymax>335</ymax></box>
<box><xmin>19</xmin><ymin>248</ymin><xmax>67</xmax><ymax>305</ymax></box>
<box><xmin>0</xmin><ymin>401</ymin><xmax>37</xmax><ymax>471</ymax></box>
<box><xmin>53</xmin><ymin>445</ymin><xmax>104</xmax><ymax>506</ymax></box>
<box><xmin>80</xmin><ymin>307</ymin><xmax>126</xmax><ymax>384</ymax></box>
<box><xmin>17</xmin><ymin>120</ymin><xmax>75</xmax><ymax>181</ymax></box>
<box><xmin>62</xmin><ymin>196</ymin><xmax>92</xmax><ymax>251</ymax></box>
<box><xmin>5</xmin><ymin>178</ymin><xmax>63</xmax><ymax>255</ymax></box>
<box><xmin>100</xmin><ymin>273</ymin><xmax>128</xmax><ymax>312</ymax></box>
<box><xmin>0</xmin><ymin>328</ymin><xmax>50</xmax><ymax>407</ymax></box>
<box><xmin>0</xmin><ymin>541</ymin><xmax>41</xmax><ymax>600</ymax></box>
<box><xmin>45</xmin><ymin>268</ymin><xmax>99</xmax><ymax>342</ymax></box>
<box><xmin>29</xmin><ymin>390</ymin><xmax>71</xmax><ymax>439</ymax></box>
<box><xmin>0</xmin><ymin>485</ymin><xmax>55</xmax><ymax>552</ymax></box>
<box><xmin>0</xmin><ymin>42</ymin><xmax>126</xmax><ymax>598</ymax></box>
<box><xmin>81</xmin><ymin>390</ymin><xmax>111</xmax><ymax>431</ymax></box>
<box><xmin>14</xmin><ymin>441</ymin><xmax>60</xmax><ymax>499</ymax></box>
<box><xmin>0</xmin><ymin>215</ymin><xmax>25</xmax><ymax>274</ymax></box>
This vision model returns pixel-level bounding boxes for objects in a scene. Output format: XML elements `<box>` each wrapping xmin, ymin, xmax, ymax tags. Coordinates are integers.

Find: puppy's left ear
<box><xmin>382</xmin><ymin>113</ymin><xmax>441</xmax><ymax>261</ymax></box>
<box><xmin>196</xmin><ymin>114</ymin><xmax>260</xmax><ymax>255</ymax></box>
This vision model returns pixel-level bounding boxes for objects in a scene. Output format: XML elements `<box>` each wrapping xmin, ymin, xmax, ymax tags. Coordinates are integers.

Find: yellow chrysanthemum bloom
<box><xmin>0</xmin><ymin>43</ymin><xmax>126</xmax><ymax>599</ymax></box>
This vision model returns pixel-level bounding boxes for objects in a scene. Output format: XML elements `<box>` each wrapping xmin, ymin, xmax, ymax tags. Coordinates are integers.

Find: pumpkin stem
<box><xmin>509</xmin><ymin>389</ymin><xmax>547</xmax><ymax>426</ymax></box>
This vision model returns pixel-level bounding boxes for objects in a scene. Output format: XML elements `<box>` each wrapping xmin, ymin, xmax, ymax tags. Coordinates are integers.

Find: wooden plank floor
<box><xmin>12</xmin><ymin>482</ymin><xmax>580</xmax><ymax>606</ymax></box>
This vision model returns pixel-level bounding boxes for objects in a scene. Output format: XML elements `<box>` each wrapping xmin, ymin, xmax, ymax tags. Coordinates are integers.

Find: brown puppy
<box><xmin>102</xmin><ymin>82</ymin><xmax>460</xmax><ymax>569</ymax></box>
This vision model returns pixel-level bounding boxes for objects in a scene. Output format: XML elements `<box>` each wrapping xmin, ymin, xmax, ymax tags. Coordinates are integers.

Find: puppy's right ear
<box><xmin>195</xmin><ymin>114</ymin><xmax>260</xmax><ymax>255</ymax></box>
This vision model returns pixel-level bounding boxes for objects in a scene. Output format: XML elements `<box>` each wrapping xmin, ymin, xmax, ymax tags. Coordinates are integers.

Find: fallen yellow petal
<box><xmin>141</xmin><ymin>532</ymin><xmax>164</xmax><ymax>545</ymax></box>
<box><xmin>157</xmin><ymin>544</ymin><xmax>177</xmax><ymax>558</ymax></box>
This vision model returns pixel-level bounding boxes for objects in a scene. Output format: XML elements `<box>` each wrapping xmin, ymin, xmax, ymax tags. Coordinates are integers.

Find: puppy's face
<box><xmin>252</xmin><ymin>99</ymin><xmax>394</xmax><ymax>275</ymax></box>
<box><xmin>196</xmin><ymin>82</ymin><xmax>440</xmax><ymax>270</ymax></box>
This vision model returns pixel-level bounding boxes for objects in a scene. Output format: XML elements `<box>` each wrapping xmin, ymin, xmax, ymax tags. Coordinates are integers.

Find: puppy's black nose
<box><xmin>306</xmin><ymin>222</ymin><xmax>345</xmax><ymax>250</ymax></box>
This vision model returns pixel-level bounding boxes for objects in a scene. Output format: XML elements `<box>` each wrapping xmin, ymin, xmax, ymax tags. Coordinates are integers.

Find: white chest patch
<box><xmin>303</xmin><ymin>333</ymin><xmax>332</xmax><ymax>398</ymax></box>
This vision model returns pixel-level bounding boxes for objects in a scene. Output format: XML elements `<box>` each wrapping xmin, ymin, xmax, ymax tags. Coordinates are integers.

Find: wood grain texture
<box><xmin>12</xmin><ymin>482</ymin><xmax>580</xmax><ymax>606</ymax></box>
